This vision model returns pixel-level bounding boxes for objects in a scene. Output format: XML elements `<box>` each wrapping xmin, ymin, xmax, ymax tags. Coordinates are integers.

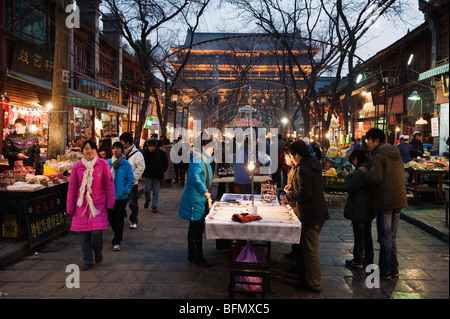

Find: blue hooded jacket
<box><xmin>178</xmin><ymin>150</ymin><xmax>213</xmax><ymax>222</ymax></box>
<box><xmin>107</xmin><ymin>157</ymin><xmax>135</xmax><ymax>200</ymax></box>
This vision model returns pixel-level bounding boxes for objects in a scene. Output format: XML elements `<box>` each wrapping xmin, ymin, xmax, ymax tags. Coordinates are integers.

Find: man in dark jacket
<box><xmin>359</xmin><ymin>128</ymin><xmax>407</xmax><ymax>280</ymax></box>
<box><xmin>142</xmin><ymin>139</ymin><xmax>168</xmax><ymax>213</ymax></box>
<box><xmin>283</xmin><ymin>140</ymin><xmax>329</xmax><ymax>293</ymax></box>
<box><xmin>2</xmin><ymin>118</ymin><xmax>42</xmax><ymax>174</ymax></box>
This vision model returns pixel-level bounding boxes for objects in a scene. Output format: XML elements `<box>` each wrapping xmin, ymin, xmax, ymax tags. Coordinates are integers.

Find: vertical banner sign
<box><xmin>431</xmin><ymin>117</ymin><xmax>439</xmax><ymax>137</ymax></box>
<box><xmin>23</xmin><ymin>192</ymin><xmax>66</xmax><ymax>247</ymax></box>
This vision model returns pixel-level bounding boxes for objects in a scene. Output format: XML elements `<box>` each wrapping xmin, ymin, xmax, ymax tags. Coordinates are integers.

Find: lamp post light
<box><xmin>317</xmin><ymin>93</ymin><xmax>330</xmax><ymax>146</ymax></box>
<box><xmin>408</xmin><ymin>90</ymin><xmax>428</xmax><ymax>125</ymax></box>
<box><xmin>171</xmin><ymin>90</ymin><xmax>179</xmax><ymax>130</ymax></box>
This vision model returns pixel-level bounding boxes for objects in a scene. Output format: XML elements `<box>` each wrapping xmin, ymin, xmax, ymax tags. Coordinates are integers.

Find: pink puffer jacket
<box><xmin>66</xmin><ymin>158</ymin><xmax>115</xmax><ymax>231</ymax></box>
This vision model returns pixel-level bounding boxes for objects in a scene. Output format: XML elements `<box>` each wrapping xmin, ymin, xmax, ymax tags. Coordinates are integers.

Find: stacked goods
<box><xmin>0</xmin><ymin>171</ymin><xmax>15</xmax><ymax>190</ymax></box>
<box><xmin>0</xmin><ymin>161</ymin><xmax>37</xmax><ymax>190</ymax></box>
<box><xmin>44</xmin><ymin>151</ymin><xmax>80</xmax><ymax>173</ymax></box>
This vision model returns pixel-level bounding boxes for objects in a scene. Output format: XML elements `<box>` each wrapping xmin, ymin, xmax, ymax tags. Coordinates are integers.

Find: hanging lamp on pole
<box><xmin>408</xmin><ymin>91</ymin><xmax>428</xmax><ymax>125</ymax></box>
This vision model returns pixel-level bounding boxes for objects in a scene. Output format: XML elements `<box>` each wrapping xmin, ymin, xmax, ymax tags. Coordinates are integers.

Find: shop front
<box><xmin>2</xmin><ymin>70</ymin><xmax>53</xmax><ymax>160</ymax></box>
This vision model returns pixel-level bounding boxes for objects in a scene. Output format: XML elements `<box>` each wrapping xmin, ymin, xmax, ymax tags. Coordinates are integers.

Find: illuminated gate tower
<box><xmin>170</xmin><ymin>30</ymin><xmax>313</xmax><ymax>130</ymax></box>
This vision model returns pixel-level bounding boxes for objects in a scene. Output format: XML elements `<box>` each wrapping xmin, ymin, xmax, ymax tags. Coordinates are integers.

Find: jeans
<box><xmin>351</xmin><ymin>220</ymin><xmax>374</xmax><ymax>264</ymax></box>
<box><xmin>376</xmin><ymin>209</ymin><xmax>401</xmax><ymax>274</ymax></box>
<box><xmin>79</xmin><ymin>230</ymin><xmax>103</xmax><ymax>265</ymax></box>
<box><xmin>145</xmin><ymin>177</ymin><xmax>161</xmax><ymax>208</ymax></box>
<box><xmin>108</xmin><ymin>199</ymin><xmax>127</xmax><ymax>245</ymax></box>
<box><xmin>128</xmin><ymin>184</ymin><xmax>139</xmax><ymax>224</ymax></box>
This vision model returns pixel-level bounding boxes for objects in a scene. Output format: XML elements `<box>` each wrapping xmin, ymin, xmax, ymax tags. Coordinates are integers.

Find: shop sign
<box><xmin>431</xmin><ymin>117</ymin><xmax>439</xmax><ymax>137</ymax></box>
<box><xmin>78</xmin><ymin>78</ymin><xmax>108</xmax><ymax>92</ymax></box>
<box><xmin>68</xmin><ymin>97</ymin><xmax>107</xmax><ymax>109</ymax></box>
<box><xmin>387</xmin><ymin>95</ymin><xmax>404</xmax><ymax>114</ymax></box>
<box><xmin>442</xmin><ymin>74</ymin><xmax>449</xmax><ymax>97</ymax></box>
<box><xmin>23</xmin><ymin>191</ymin><xmax>67</xmax><ymax>247</ymax></box>
<box><xmin>11</xmin><ymin>41</ymin><xmax>54</xmax><ymax>81</ymax></box>
<box><xmin>144</xmin><ymin>117</ymin><xmax>153</xmax><ymax>129</ymax></box>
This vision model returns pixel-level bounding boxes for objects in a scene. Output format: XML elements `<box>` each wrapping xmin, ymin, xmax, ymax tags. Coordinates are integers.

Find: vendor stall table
<box><xmin>205</xmin><ymin>193</ymin><xmax>301</xmax><ymax>298</ymax></box>
<box><xmin>406</xmin><ymin>168</ymin><xmax>449</xmax><ymax>204</ymax></box>
<box><xmin>0</xmin><ymin>183</ymin><xmax>69</xmax><ymax>247</ymax></box>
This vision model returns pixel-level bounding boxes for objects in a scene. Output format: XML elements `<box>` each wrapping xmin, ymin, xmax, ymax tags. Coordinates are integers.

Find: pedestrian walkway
<box><xmin>0</xmin><ymin>182</ymin><xmax>448</xmax><ymax>299</ymax></box>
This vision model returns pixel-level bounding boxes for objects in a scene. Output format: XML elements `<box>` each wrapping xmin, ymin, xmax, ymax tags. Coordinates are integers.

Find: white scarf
<box><xmin>77</xmin><ymin>155</ymin><xmax>100</xmax><ymax>218</ymax></box>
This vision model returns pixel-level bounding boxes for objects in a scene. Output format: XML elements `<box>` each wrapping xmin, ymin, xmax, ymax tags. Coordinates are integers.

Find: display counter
<box><xmin>0</xmin><ymin>182</ymin><xmax>69</xmax><ymax>247</ymax></box>
<box><xmin>405</xmin><ymin>168</ymin><xmax>449</xmax><ymax>204</ymax></box>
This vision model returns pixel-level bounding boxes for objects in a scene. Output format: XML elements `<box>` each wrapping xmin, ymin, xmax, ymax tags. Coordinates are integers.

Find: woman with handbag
<box><xmin>178</xmin><ymin>132</ymin><xmax>214</xmax><ymax>267</ymax></box>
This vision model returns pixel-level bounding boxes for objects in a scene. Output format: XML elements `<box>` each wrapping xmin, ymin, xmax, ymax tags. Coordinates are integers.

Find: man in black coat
<box><xmin>2</xmin><ymin>118</ymin><xmax>42</xmax><ymax>174</ymax></box>
<box><xmin>142</xmin><ymin>139</ymin><xmax>168</xmax><ymax>213</ymax></box>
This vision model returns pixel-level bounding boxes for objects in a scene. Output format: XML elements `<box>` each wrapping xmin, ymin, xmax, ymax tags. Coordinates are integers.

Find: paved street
<box><xmin>0</xmin><ymin>181</ymin><xmax>448</xmax><ymax>301</ymax></box>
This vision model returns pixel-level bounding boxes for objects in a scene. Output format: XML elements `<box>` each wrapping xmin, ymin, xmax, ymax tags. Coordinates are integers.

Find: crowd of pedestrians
<box><xmin>61</xmin><ymin>127</ymin><xmax>409</xmax><ymax>295</ymax></box>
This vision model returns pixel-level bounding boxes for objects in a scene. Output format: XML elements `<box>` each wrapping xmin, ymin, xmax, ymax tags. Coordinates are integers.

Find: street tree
<box><xmin>228</xmin><ymin>0</ymin><xmax>406</xmax><ymax>146</ymax></box>
<box><xmin>102</xmin><ymin>0</ymin><xmax>210</xmax><ymax>145</ymax></box>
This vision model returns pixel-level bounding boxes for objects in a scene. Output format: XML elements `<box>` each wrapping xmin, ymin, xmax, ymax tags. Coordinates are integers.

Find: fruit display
<box><xmin>323</xmin><ymin>167</ymin><xmax>345</xmax><ymax>178</ymax></box>
<box><xmin>323</xmin><ymin>168</ymin><xmax>346</xmax><ymax>188</ymax></box>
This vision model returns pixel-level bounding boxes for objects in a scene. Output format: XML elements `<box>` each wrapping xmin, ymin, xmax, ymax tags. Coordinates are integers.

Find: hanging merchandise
<box><xmin>1</xmin><ymin>94</ymin><xmax>10</xmax><ymax>128</ymax></box>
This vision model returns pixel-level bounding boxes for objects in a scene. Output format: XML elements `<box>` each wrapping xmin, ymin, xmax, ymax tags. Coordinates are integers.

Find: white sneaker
<box><xmin>113</xmin><ymin>244</ymin><xmax>121</xmax><ymax>251</ymax></box>
<box><xmin>130</xmin><ymin>222</ymin><xmax>137</xmax><ymax>229</ymax></box>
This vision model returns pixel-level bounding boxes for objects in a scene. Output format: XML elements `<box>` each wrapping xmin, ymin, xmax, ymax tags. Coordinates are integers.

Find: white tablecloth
<box><xmin>212</xmin><ymin>175</ymin><xmax>271</xmax><ymax>183</ymax></box>
<box><xmin>205</xmin><ymin>195</ymin><xmax>301</xmax><ymax>244</ymax></box>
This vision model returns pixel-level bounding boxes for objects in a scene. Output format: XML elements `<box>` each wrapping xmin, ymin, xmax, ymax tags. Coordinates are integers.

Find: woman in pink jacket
<box><xmin>67</xmin><ymin>140</ymin><xmax>115</xmax><ymax>270</ymax></box>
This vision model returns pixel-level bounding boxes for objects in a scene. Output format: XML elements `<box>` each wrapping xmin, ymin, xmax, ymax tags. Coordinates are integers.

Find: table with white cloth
<box><xmin>205</xmin><ymin>195</ymin><xmax>301</xmax><ymax>244</ymax></box>
<box><xmin>205</xmin><ymin>193</ymin><xmax>302</xmax><ymax>298</ymax></box>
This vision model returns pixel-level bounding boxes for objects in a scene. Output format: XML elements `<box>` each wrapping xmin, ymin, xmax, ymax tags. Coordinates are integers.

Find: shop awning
<box><xmin>6</xmin><ymin>69</ymin><xmax>52</xmax><ymax>90</ymax></box>
<box><xmin>7</xmin><ymin>69</ymin><xmax>129</xmax><ymax>114</ymax></box>
<box><xmin>418</xmin><ymin>63</ymin><xmax>449</xmax><ymax>81</ymax></box>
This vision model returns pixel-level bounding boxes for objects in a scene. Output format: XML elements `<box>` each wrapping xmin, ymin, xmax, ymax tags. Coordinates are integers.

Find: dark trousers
<box><xmin>79</xmin><ymin>230</ymin><xmax>103</xmax><ymax>265</ymax></box>
<box><xmin>296</xmin><ymin>224</ymin><xmax>324</xmax><ymax>290</ymax></box>
<box><xmin>351</xmin><ymin>220</ymin><xmax>374</xmax><ymax>264</ymax></box>
<box><xmin>108</xmin><ymin>199</ymin><xmax>127</xmax><ymax>245</ymax></box>
<box><xmin>181</xmin><ymin>165</ymin><xmax>188</xmax><ymax>185</ymax></box>
<box><xmin>187</xmin><ymin>220</ymin><xmax>205</xmax><ymax>260</ymax></box>
<box><xmin>128</xmin><ymin>184</ymin><xmax>139</xmax><ymax>224</ymax></box>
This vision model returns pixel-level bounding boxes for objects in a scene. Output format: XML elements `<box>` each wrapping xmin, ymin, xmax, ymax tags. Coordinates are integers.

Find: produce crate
<box><xmin>323</xmin><ymin>175</ymin><xmax>347</xmax><ymax>194</ymax></box>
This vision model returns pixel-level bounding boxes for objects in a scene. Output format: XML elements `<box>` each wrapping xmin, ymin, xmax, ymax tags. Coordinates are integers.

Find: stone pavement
<box><xmin>0</xmin><ymin>181</ymin><xmax>448</xmax><ymax>300</ymax></box>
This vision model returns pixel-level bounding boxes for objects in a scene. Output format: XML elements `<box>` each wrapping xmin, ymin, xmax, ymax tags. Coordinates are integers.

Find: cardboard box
<box><xmin>2</xmin><ymin>214</ymin><xmax>23</xmax><ymax>238</ymax></box>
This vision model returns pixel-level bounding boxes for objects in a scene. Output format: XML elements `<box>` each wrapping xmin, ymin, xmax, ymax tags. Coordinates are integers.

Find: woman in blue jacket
<box><xmin>178</xmin><ymin>133</ymin><xmax>214</xmax><ymax>267</ymax></box>
<box><xmin>107</xmin><ymin>142</ymin><xmax>135</xmax><ymax>251</ymax></box>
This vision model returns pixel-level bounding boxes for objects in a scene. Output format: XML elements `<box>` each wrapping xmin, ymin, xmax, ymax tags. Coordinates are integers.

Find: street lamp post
<box><xmin>318</xmin><ymin>93</ymin><xmax>329</xmax><ymax>146</ymax></box>
<box><xmin>171</xmin><ymin>90</ymin><xmax>179</xmax><ymax>130</ymax></box>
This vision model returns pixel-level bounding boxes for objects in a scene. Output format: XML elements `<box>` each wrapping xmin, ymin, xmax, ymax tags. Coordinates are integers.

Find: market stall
<box><xmin>205</xmin><ymin>192</ymin><xmax>301</xmax><ymax>298</ymax></box>
<box><xmin>405</xmin><ymin>158</ymin><xmax>449</xmax><ymax>204</ymax></box>
<box><xmin>0</xmin><ymin>152</ymin><xmax>77</xmax><ymax>246</ymax></box>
